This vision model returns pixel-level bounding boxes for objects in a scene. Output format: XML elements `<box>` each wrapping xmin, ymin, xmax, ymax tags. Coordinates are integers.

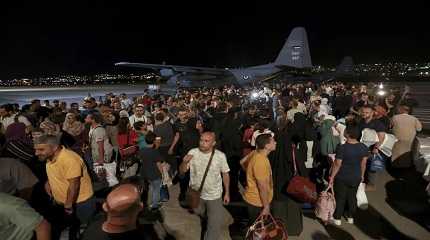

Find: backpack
<box><xmin>315</xmin><ymin>187</ymin><xmax>336</xmax><ymax>224</ymax></box>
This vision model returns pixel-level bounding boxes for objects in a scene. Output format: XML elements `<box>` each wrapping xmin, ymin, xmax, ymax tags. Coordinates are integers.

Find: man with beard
<box><xmin>169</xmin><ymin>108</ymin><xmax>200</xmax><ymax>204</ymax></box>
<box><xmin>179</xmin><ymin>132</ymin><xmax>231</xmax><ymax>240</ymax></box>
<box><xmin>358</xmin><ymin>105</ymin><xmax>386</xmax><ymax>191</ymax></box>
<box><xmin>34</xmin><ymin>135</ymin><xmax>95</xmax><ymax>239</ymax></box>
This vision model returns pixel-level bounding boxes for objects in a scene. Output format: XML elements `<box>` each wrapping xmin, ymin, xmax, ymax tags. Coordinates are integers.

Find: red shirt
<box><xmin>117</xmin><ymin>130</ymin><xmax>138</xmax><ymax>150</ymax></box>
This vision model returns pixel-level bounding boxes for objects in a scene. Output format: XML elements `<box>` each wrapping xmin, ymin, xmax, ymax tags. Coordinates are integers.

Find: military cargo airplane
<box><xmin>115</xmin><ymin>27</ymin><xmax>312</xmax><ymax>88</ymax></box>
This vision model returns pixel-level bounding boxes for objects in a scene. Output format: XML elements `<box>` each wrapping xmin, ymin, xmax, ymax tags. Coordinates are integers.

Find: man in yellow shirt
<box><xmin>243</xmin><ymin>133</ymin><xmax>276</xmax><ymax>224</ymax></box>
<box><xmin>34</xmin><ymin>134</ymin><xmax>95</xmax><ymax>237</ymax></box>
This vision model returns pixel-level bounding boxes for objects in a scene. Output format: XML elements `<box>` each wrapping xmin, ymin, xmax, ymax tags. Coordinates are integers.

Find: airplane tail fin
<box><xmin>335</xmin><ymin>56</ymin><xmax>354</xmax><ymax>77</ymax></box>
<box><xmin>274</xmin><ymin>27</ymin><xmax>312</xmax><ymax>68</ymax></box>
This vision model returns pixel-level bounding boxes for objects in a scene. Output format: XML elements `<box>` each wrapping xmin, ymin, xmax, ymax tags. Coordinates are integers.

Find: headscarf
<box><xmin>40</xmin><ymin>119</ymin><xmax>60</xmax><ymax>136</ymax></box>
<box><xmin>5</xmin><ymin>122</ymin><xmax>27</xmax><ymax>141</ymax></box>
<box><xmin>62</xmin><ymin>113</ymin><xmax>84</xmax><ymax>137</ymax></box>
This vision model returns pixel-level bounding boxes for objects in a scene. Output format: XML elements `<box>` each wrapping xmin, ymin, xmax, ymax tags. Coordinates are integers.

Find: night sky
<box><xmin>1</xmin><ymin>1</ymin><xmax>429</xmax><ymax>78</ymax></box>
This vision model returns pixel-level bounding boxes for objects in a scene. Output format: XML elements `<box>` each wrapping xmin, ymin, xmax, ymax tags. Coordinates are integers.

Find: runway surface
<box><xmin>0</xmin><ymin>84</ymin><xmax>167</xmax><ymax>106</ymax></box>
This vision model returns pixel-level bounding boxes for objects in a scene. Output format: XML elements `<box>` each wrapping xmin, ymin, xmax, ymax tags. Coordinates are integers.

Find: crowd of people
<box><xmin>0</xmin><ymin>80</ymin><xmax>425</xmax><ymax>240</ymax></box>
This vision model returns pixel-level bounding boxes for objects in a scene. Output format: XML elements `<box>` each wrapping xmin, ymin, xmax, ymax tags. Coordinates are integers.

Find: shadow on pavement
<box><xmin>354</xmin><ymin>205</ymin><xmax>417</xmax><ymax>240</ymax></box>
<box><xmin>385</xmin><ymin>166</ymin><xmax>430</xmax><ymax>231</ymax></box>
<box><xmin>322</xmin><ymin>226</ymin><xmax>355</xmax><ymax>240</ymax></box>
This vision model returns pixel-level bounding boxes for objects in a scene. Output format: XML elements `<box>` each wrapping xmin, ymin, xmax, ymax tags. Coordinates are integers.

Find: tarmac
<box><xmin>157</xmin><ymin>167</ymin><xmax>430</xmax><ymax>240</ymax></box>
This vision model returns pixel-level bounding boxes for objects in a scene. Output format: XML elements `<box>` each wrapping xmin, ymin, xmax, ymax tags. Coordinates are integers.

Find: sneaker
<box><xmin>331</xmin><ymin>219</ymin><xmax>341</xmax><ymax>226</ymax></box>
<box><xmin>346</xmin><ymin>218</ymin><xmax>354</xmax><ymax>224</ymax></box>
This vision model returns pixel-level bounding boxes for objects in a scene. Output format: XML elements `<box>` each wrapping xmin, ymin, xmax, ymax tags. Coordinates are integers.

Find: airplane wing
<box><xmin>115</xmin><ymin>62</ymin><xmax>230</xmax><ymax>76</ymax></box>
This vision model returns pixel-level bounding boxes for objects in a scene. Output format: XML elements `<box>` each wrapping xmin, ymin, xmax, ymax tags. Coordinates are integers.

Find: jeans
<box><xmin>76</xmin><ymin>196</ymin><xmax>96</xmax><ymax>224</ymax></box>
<box><xmin>50</xmin><ymin>196</ymin><xmax>96</xmax><ymax>240</ymax></box>
<box><xmin>333</xmin><ymin>180</ymin><xmax>359</xmax><ymax>220</ymax></box>
<box><xmin>149</xmin><ymin>178</ymin><xmax>162</xmax><ymax>209</ymax></box>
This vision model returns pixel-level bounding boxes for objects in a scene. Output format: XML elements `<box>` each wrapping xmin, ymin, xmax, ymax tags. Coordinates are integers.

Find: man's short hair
<box><xmin>88</xmin><ymin>112</ymin><xmax>103</xmax><ymax>124</ymax></box>
<box><xmin>0</xmin><ymin>104</ymin><xmax>13</xmax><ymax>112</ymax></box>
<box><xmin>33</xmin><ymin>134</ymin><xmax>60</xmax><ymax>145</ymax></box>
<box><xmin>145</xmin><ymin>131</ymin><xmax>156</xmax><ymax>145</ymax></box>
<box><xmin>399</xmin><ymin>104</ymin><xmax>411</xmax><ymax>114</ymax></box>
<box><xmin>133</xmin><ymin>121</ymin><xmax>146</xmax><ymax>130</ymax></box>
<box><xmin>344</xmin><ymin>125</ymin><xmax>360</xmax><ymax>140</ymax></box>
<box><xmin>255</xmin><ymin>133</ymin><xmax>273</xmax><ymax>150</ymax></box>
<box><xmin>155</xmin><ymin>112</ymin><xmax>165</xmax><ymax>122</ymax></box>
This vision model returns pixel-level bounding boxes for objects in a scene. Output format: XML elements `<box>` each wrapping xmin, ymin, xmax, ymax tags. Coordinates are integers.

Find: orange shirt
<box><xmin>243</xmin><ymin>151</ymin><xmax>273</xmax><ymax>207</ymax></box>
<box><xmin>46</xmin><ymin>147</ymin><xmax>93</xmax><ymax>204</ymax></box>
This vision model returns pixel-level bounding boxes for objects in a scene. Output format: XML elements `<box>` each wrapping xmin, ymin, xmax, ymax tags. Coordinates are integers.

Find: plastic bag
<box><xmin>356</xmin><ymin>183</ymin><xmax>368</xmax><ymax>210</ymax></box>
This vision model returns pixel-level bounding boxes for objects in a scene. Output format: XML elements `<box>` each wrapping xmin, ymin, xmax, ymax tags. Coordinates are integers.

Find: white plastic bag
<box><xmin>360</xmin><ymin>128</ymin><xmax>379</xmax><ymax>147</ymax></box>
<box><xmin>379</xmin><ymin>133</ymin><xmax>398</xmax><ymax>157</ymax></box>
<box><xmin>95</xmin><ymin>162</ymin><xmax>119</xmax><ymax>187</ymax></box>
<box><xmin>356</xmin><ymin>183</ymin><xmax>368</xmax><ymax>210</ymax></box>
<box><xmin>161</xmin><ymin>162</ymin><xmax>172</xmax><ymax>186</ymax></box>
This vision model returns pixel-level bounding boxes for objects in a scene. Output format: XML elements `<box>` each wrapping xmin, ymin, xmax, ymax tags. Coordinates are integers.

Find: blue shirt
<box><xmin>335</xmin><ymin>143</ymin><xmax>369</xmax><ymax>185</ymax></box>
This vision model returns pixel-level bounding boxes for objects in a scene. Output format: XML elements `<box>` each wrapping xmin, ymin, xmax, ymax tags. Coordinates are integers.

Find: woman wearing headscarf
<box><xmin>3</xmin><ymin>116</ymin><xmax>34</xmax><ymax>163</ymax></box>
<box><xmin>318</xmin><ymin>115</ymin><xmax>341</xmax><ymax>182</ymax></box>
<box><xmin>5</xmin><ymin>117</ymin><xmax>28</xmax><ymax>141</ymax></box>
<box><xmin>289</xmin><ymin>113</ymin><xmax>312</xmax><ymax>174</ymax></box>
<box><xmin>269</xmin><ymin>124</ymin><xmax>304</xmax><ymax>236</ymax></box>
<box><xmin>291</xmin><ymin>112</ymin><xmax>318</xmax><ymax>169</ymax></box>
<box><xmin>62</xmin><ymin>112</ymin><xmax>84</xmax><ymax>137</ymax></box>
<box><xmin>40</xmin><ymin>118</ymin><xmax>60</xmax><ymax>136</ymax></box>
<box><xmin>62</xmin><ymin>112</ymin><xmax>85</xmax><ymax>153</ymax></box>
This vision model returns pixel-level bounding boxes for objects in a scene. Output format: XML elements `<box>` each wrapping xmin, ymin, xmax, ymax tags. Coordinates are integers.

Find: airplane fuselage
<box><xmin>166</xmin><ymin>63</ymin><xmax>282</xmax><ymax>88</ymax></box>
<box><xmin>228</xmin><ymin>63</ymin><xmax>282</xmax><ymax>85</ymax></box>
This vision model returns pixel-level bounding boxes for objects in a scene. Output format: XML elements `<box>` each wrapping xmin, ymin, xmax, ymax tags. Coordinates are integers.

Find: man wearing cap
<box><xmin>81</xmin><ymin>97</ymin><xmax>98</xmax><ymax>120</ymax></box>
<box><xmin>33</xmin><ymin>134</ymin><xmax>95</xmax><ymax>238</ymax></box>
<box><xmin>81</xmin><ymin>183</ymin><xmax>160</xmax><ymax>240</ymax></box>
<box><xmin>129</xmin><ymin>104</ymin><xmax>147</xmax><ymax>127</ymax></box>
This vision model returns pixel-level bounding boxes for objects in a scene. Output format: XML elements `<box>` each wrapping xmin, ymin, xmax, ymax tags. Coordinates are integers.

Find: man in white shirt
<box><xmin>85</xmin><ymin>113</ymin><xmax>113</xmax><ymax>165</ymax></box>
<box><xmin>391</xmin><ymin>105</ymin><xmax>422</xmax><ymax>168</ymax></box>
<box><xmin>129</xmin><ymin>104</ymin><xmax>147</xmax><ymax>127</ymax></box>
<box><xmin>180</xmin><ymin>132</ymin><xmax>231</xmax><ymax>240</ymax></box>
<box><xmin>0</xmin><ymin>104</ymin><xmax>32</xmax><ymax>133</ymax></box>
